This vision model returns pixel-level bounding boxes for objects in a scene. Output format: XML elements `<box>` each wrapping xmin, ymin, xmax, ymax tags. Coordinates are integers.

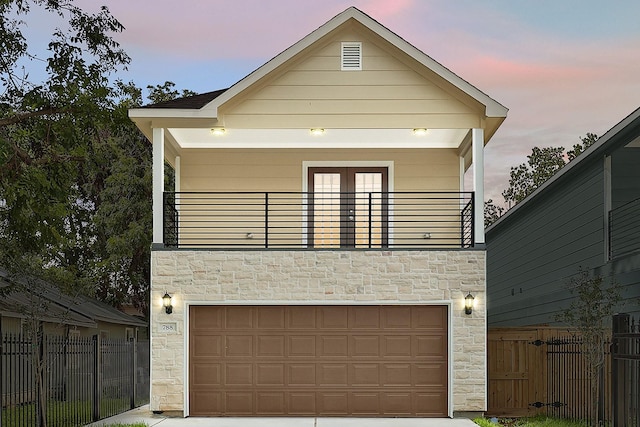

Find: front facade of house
<box><xmin>130</xmin><ymin>8</ymin><xmax>507</xmax><ymax>417</ymax></box>
<box><xmin>486</xmin><ymin>107</ymin><xmax>640</xmax><ymax>327</ymax></box>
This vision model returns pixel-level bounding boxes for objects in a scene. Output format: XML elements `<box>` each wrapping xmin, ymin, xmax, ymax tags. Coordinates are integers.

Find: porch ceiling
<box><xmin>165</xmin><ymin>128</ymin><xmax>471</xmax><ymax>149</ymax></box>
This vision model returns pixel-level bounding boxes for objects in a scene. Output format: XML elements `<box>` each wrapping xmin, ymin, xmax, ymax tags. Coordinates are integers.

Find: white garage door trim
<box><xmin>183</xmin><ymin>300</ymin><xmax>453</xmax><ymax>417</ymax></box>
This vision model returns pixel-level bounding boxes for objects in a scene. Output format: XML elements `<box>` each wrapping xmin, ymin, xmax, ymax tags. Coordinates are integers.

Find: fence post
<box><xmin>612</xmin><ymin>313</ymin><xmax>629</xmax><ymax>427</ymax></box>
<box><xmin>92</xmin><ymin>334</ymin><xmax>102</xmax><ymax>422</ymax></box>
<box><xmin>130</xmin><ymin>338</ymin><xmax>136</xmax><ymax>409</ymax></box>
<box><xmin>0</xmin><ymin>315</ymin><xmax>3</xmax><ymax>427</ymax></box>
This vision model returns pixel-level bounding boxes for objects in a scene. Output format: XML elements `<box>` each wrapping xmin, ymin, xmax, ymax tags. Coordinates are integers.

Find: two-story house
<box><xmin>130</xmin><ymin>7</ymin><xmax>507</xmax><ymax>418</ymax></box>
<box><xmin>486</xmin><ymin>107</ymin><xmax>640</xmax><ymax>327</ymax></box>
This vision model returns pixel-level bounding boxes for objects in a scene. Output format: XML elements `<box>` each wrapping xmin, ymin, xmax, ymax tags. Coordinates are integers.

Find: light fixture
<box><xmin>162</xmin><ymin>292</ymin><xmax>173</xmax><ymax>314</ymax></box>
<box><xmin>412</xmin><ymin>128</ymin><xmax>428</xmax><ymax>136</ymax></box>
<box><xmin>310</xmin><ymin>128</ymin><xmax>325</xmax><ymax>136</ymax></box>
<box><xmin>210</xmin><ymin>127</ymin><xmax>226</xmax><ymax>136</ymax></box>
<box><xmin>464</xmin><ymin>293</ymin><xmax>475</xmax><ymax>315</ymax></box>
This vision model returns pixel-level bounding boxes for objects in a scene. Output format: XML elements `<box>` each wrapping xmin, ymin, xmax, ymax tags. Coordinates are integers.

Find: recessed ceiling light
<box><xmin>210</xmin><ymin>128</ymin><xmax>226</xmax><ymax>136</ymax></box>
<box><xmin>412</xmin><ymin>128</ymin><xmax>428</xmax><ymax>136</ymax></box>
<box><xmin>310</xmin><ymin>128</ymin><xmax>325</xmax><ymax>136</ymax></box>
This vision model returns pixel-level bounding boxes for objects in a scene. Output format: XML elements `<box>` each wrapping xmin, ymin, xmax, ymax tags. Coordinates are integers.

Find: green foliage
<box><xmin>556</xmin><ymin>267</ymin><xmax>622</xmax><ymax>426</ymax></box>
<box><xmin>501</xmin><ymin>134</ymin><xmax>598</xmax><ymax>207</ymax></box>
<box><xmin>474</xmin><ymin>416</ymin><xmax>590</xmax><ymax>427</ymax></box>
<box><xmin>484</xmin><ymin>198</ymin><xmax>505</xmax><ymax>227</ymax></box>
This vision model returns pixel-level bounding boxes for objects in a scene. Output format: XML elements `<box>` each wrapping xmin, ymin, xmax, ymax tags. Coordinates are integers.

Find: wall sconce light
<box><xmin>210</xmin><ymin>127</ymin><xmax>226</xmax><ymax>136</ymax></box>
<box><xmin>246</xmin><ymin>232</ymin><xmax>254</xmax><ymax>239</ymax></box>
<box><xmin>310</xmin><ymin>128</ymin><xmax>325</xmax><ymax>136</ymax></box>
<box><xmin>412</xmin><ymin>128</ymin><xmax>428</xmax><ymax>136</ymax></box>
<box><xmin>464</xmin><ymin>293</ymin><xmax>475</xmax><ymax>315</ymax></box>
<box><xmin>162</xmin><ymin>292</ymin><xmax>173</xmax><ymax>314</ymax></box>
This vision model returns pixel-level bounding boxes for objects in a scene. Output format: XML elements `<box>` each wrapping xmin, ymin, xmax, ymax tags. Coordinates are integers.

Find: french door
<box><xmin>308</xmin><ymin>167</ymin><xmax>388</xmax><ymax>248</ymax></box>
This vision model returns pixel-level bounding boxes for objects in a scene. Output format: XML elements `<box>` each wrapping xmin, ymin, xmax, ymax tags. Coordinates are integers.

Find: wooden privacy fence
<box><xmin>487</xmin><ymin>327</ymin><xmax>612</xmax><ymax>422</ymax></box>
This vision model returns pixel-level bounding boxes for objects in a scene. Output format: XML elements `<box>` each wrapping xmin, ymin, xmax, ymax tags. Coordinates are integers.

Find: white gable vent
<box><xmin>341</xmin><ymin>42</ymin><xmax>362</xmax><ymax>71</ymax></box>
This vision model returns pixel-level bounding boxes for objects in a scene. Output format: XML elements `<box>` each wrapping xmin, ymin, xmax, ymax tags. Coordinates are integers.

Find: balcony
<box><xmin>163</xmin><ymin>191</ymin><xmax>475</xmax><ymax>249</ymax></box>
<box><xmin>609</xmin><ymin>197</ymin><xmax>640</xmax><ymax>259</ymax></box>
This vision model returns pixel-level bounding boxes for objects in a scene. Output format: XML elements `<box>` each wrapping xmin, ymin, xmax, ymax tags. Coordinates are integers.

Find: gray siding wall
<box><xmin>612</xmin><ymin>146</ymin><xmax>640</xmax><ymax>207</ymax></box>
<box><xmin>487</xmin><ymin>160</ymin><xmax>606</xmax><ymax>326</ymax></box>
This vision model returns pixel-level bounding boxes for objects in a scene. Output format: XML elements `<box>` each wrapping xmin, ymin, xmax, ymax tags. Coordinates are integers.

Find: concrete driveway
<box><xmin>87</xmin><ymin>405</ymin><xmax>479</xmax><ymax>427</ymax></box>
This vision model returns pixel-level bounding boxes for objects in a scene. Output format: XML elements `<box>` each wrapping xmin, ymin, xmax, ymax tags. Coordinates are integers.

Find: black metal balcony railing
<box><xmin>163</xmin><ymin>191</ymin><xmax>474</xmax><ymax>249</ymax></box>
<box><xmin>609</xmin><ymin>197</ymin><xmax>640</xmax><ymax>259</ymax></box>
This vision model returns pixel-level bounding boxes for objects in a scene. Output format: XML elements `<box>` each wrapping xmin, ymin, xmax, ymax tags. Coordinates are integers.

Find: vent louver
<box><xmin>341</xmin><ymin>42</ymin><xmax>362</xmax><ymax>70</ymax></box>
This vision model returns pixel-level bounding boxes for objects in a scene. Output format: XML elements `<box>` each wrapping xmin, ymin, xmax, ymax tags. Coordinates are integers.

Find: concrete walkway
<box><xmin>87</xmin><ymin>405</ymin><xmax>479</xmax><ymax>426</ymax></box>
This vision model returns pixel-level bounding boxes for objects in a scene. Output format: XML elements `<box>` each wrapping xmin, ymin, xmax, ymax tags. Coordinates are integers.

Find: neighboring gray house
<box><xmin>0</xmin><ymin>267</ymin><xmax>147</xmax><ymax>338</ymax></box>
<box><xmin>486</xmin><ymin>107</ymin><xmax>640</xmax><ymax>326</ymax></box>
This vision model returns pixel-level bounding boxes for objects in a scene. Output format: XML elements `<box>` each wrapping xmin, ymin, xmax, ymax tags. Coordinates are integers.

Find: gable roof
<box><xmin>0</xmin><ymin>268</ymin><xmax>147</xmax><ymax>328</ymax></box>
<box><xmin>130</xmin><ymin>7</ymin><xmax>507</xmax><ymax>126</ymax></box>
<box><xmin>486</xmin><ymin>106</ymin><xmax>640</xmax><ymax>232</ymax></box>
<box><xmin>143</xmin><ymin>89</ymin><xmax>228</xmax><ymax>109</ymax></box>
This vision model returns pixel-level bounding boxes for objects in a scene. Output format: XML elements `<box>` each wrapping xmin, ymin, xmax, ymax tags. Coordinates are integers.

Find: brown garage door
<box><xmin>189</xmin><ymin>305</ymin><xmax>448</xmax><ymax>416</ymax></box>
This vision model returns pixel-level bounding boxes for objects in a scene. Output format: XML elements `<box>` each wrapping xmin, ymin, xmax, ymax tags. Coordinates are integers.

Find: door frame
<box><xmin>183</xmin><ymin>299</ymin><xmax>453</xmax><ymax>417</ymax></box>
<box><xmin>301</xmin><ymin>161</ymin><xmax>395</xmax><ymax>247</ymax></box>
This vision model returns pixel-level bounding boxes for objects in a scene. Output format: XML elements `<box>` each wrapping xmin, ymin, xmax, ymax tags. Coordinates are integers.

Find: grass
<box><xmin>474</xmin><ymin>416</ymin><xmax>590</xmax><ymax>427</ymax></box>
<box><xmin>100</xmin><ymin>424</ymin><xmax>147</xmax><ymax>427</ymax></box>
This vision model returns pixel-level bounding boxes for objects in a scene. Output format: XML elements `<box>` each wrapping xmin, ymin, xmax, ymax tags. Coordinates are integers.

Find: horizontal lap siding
<box><xmin>487</xmin><ymin>163</ymin><xmax>605</xmax><ymax>326</ymax></box>
<box><xmin>218</xmin><ymin>26</ymin><xmax>482</xmax><ymax>129</ymax></box>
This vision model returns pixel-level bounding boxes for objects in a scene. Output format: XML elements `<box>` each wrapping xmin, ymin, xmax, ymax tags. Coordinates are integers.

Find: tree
<box><xmin>501</xmin><ymin>134</ymin><xmax>598</xmax><ymax>207</ymax></box>
<box><xmin>555</xmin><ymin>268</ymin><xmax>622</xmax><ymax>427</ymax></box>
<box><xmin>484</xmin><ymin>199</ymin><xmax>504</xmax><ymax>228</ymax></box>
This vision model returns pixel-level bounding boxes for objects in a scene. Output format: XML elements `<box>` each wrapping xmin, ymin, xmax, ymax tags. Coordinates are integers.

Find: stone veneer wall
<box><xmin>150</xmin><ymin>250</ymin><xmax>486</xmax><ymax>416</ymax></box>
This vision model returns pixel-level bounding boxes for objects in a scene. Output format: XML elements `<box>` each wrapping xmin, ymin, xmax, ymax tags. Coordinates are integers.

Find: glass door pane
<box><xmin>354</xmin><ymin>173</ymin><xmax>383</xmax><ymax>248</ymax></box>
<box><xmin>312</xmin><ymin>173</ymin><xmax>342</xmax><ymax>248</ymax></box>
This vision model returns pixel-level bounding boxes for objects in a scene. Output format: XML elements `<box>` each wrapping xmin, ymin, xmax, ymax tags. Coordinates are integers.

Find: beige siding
<box><xmin>179</xmin><ymin>148</ymin><xmax>459</xmax><ymax>192</ymax></box>
<box><xmin>218</xmin><ymin>25</ymin><xmax>483</xmax><ymax>129</ymax></box>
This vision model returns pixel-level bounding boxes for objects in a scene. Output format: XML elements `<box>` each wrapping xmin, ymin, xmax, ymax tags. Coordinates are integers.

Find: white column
<box><xmin>152</xmin><ymin>127</ymin><xmax>165</xmax><ymax>245</ymax></box>
<box><xmin>175</xmin><ymin>155</ymin><xmax>181</xmax><ymax>192</ymax></box>
<box><xmin>472</xmin><ymin>128</ymin><xmax>484</xmax><ymax>245</ymax></box>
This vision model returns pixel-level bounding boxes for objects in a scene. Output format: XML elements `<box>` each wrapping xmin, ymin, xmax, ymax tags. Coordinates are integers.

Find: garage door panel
<box><xmin>288</xmin><ymin>306</ymin><xmax>316</xmax><ymax>329</ymax></box>
<box><xmin>289</xmin><ymin>364</ymin><xmax>316</xmax><ymax>385</ymax></box>
<box><xmin>319</xmin><ymin>363</ymin><xmax>348</xmax><ymax>385</ymax></box>
<box><xmin>351</xmin><ymin>391</ymin><xmax>380</xmax><ymax>415</ymax></box>
<box><xmin>351</xmin><ymin>363</ymin><xmax>380</xmax><ymax>386</ymax></box>
<box><xmin>192</xmin><ymin>363</ymin><xmax>221</xmax><ymax>386</ymax></box>
<box><xmin>289</xmin><ymin>335</ymin><xmax>316</xmax><ymax>356</ymax></box>
<box><xmin>319</xmin><ymin>307</ymin><xmax>349</xmax><ymax>329</ymax></box>
<box><xmin>382</xmin><ymin>363</ymin><xmax>412</xmax><ymax>385</ymax></box>
<box><xmin>415</xmin><ymin>392</ymin><xmax>448</xmax><ymax>416</ymax></box>
<box><xmin>382</xmin><ymin>392</ymin><xmax>413</xmax><ymax>414</ymax></box>
<box><xmin>382</xmin><ymin>335</ymin><xmax>412</xmax><ymax>357</ymax></box>
<box><xmin>256</xmin><ymin>392</ymin><xmax>285</xmax><ymax>414</ymax></box>
<box><xmin>414</xmin><ymin>362</ymin><xmax>447</xmax><ymax>386</ymax></box>
<box><xmin>319</xmin><ymin>335</ymin><xmax>348</xmax><ymax>356</ymax></box>
<box><xmin>319</xmin><ymin>392</ymin><xmax>349</xmax><ymax>414</ymax></box>
<box><xmin>226</xmin><ymin>335</ymin><xmax>253</xmax><ymax>357</ymax></box>
<box><xmin>257</xmin><ymin>306</ymin><xmax>286</xmax><ymax>329</ymax></box>
<box><xmin>225</xmin><ymin>392</ymin><xmax>254</xmax><ymax>414</ymax></box>
<box><xmin>257</xmin><ymin>335</ymin><xmax>285</xmax><ymax>357</ymax></box>
<box><xmin>413</xmin><ymin>306</ymin><xmax>447</xmax><ymax>329</ymax></box>
<box><xmin>192</xmin><ymin>334</ymin><xmax>222</xmax><ymax>357</ymax></box>
<box><xmin>416</xmin><ymin>335</ymin><xmax>447</xmax><ymax>357</ymax></box>
<box><xmin>190</xmin><ymin>391</ymin><xmax>222</xmax><ymax>415</ymax></box>
<box><xmin>225</xmin><ymin>307</ymin><xmax>253</xmax><ymax>329</ymax></box>
<box><xmin>351</xmin><ymin>306</ymin><xmax>381</xmax><ymax>328</ymax></box>
<box><xmin>351</xmin><ymin>335</ymin><xmax>380</xmax><ymax>357</ymax></box>
<box><xmin>225</xmin><ymin>363</ymin><xmax>253</xmax><ymax>385</ymax></box>
<box><xmin>289</xmin><ymin>392</ymin><xmax>316</xmax><ymax>414</ymax></box>
<box><xmin>189</xmin><ymin>305</ymin><xmax>448</xmax><ymax>416</ymax></box>
<box><xmin>256</xmin><ymin>363</ymin><xmax>285</xmax><ymax>385</ymax></box>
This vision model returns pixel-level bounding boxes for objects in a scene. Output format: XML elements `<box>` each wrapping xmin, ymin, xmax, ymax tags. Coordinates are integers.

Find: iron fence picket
<box><xmin>1</xmin><ymin>332</ymin><xmax>149</xmax><ymax>427</ymax></box>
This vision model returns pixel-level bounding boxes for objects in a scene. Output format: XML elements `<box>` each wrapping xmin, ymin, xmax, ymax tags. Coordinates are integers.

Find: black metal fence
<box><xmin>163</xmin><ymin>191</ymin><xmax>475</xmax><ymax>249</ymax></box>
<box><xmin>612</xmin><ymin>313</ymin><xmax>640</xmax><ymax>427</ymax></box>
<box><xmin>1</xmin><ymin>333</ymin><xmax>149</xmax><ymax>427</ymax></box>
<box><xmin>544</xmin><ymin>335</ymin><xmax>613</xmax><ymax>423</ymax></box>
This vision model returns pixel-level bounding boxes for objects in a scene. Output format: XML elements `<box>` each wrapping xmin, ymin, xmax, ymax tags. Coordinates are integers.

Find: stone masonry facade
<box><xmin>150</xmin><ymin>249</ymin><xmax>487</xmax><ymax>416</ymax></box>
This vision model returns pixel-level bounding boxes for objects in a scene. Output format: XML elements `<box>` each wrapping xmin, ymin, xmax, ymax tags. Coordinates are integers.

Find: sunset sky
<box><xmin>74</xmin><ymin>0</ymin><xmax>640</xmax><ymax>204</ymax></box>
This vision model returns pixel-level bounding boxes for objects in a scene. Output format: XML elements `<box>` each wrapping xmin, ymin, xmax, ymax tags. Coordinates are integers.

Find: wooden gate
<box><xmin>488</xmin><ymin>327</ymin><xmax>612</xmax><ymax>420</ymax></box>
<box><xmin>487</xmin><ymin>328</ymin><xmax>547</xmax><ymax>417</ymax></box>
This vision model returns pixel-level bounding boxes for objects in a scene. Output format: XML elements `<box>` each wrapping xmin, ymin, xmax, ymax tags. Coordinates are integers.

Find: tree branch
<box><xmin>0</xmin><ymin>108</ymin><xmax>70</xmax><ymax>127</ymax></box>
